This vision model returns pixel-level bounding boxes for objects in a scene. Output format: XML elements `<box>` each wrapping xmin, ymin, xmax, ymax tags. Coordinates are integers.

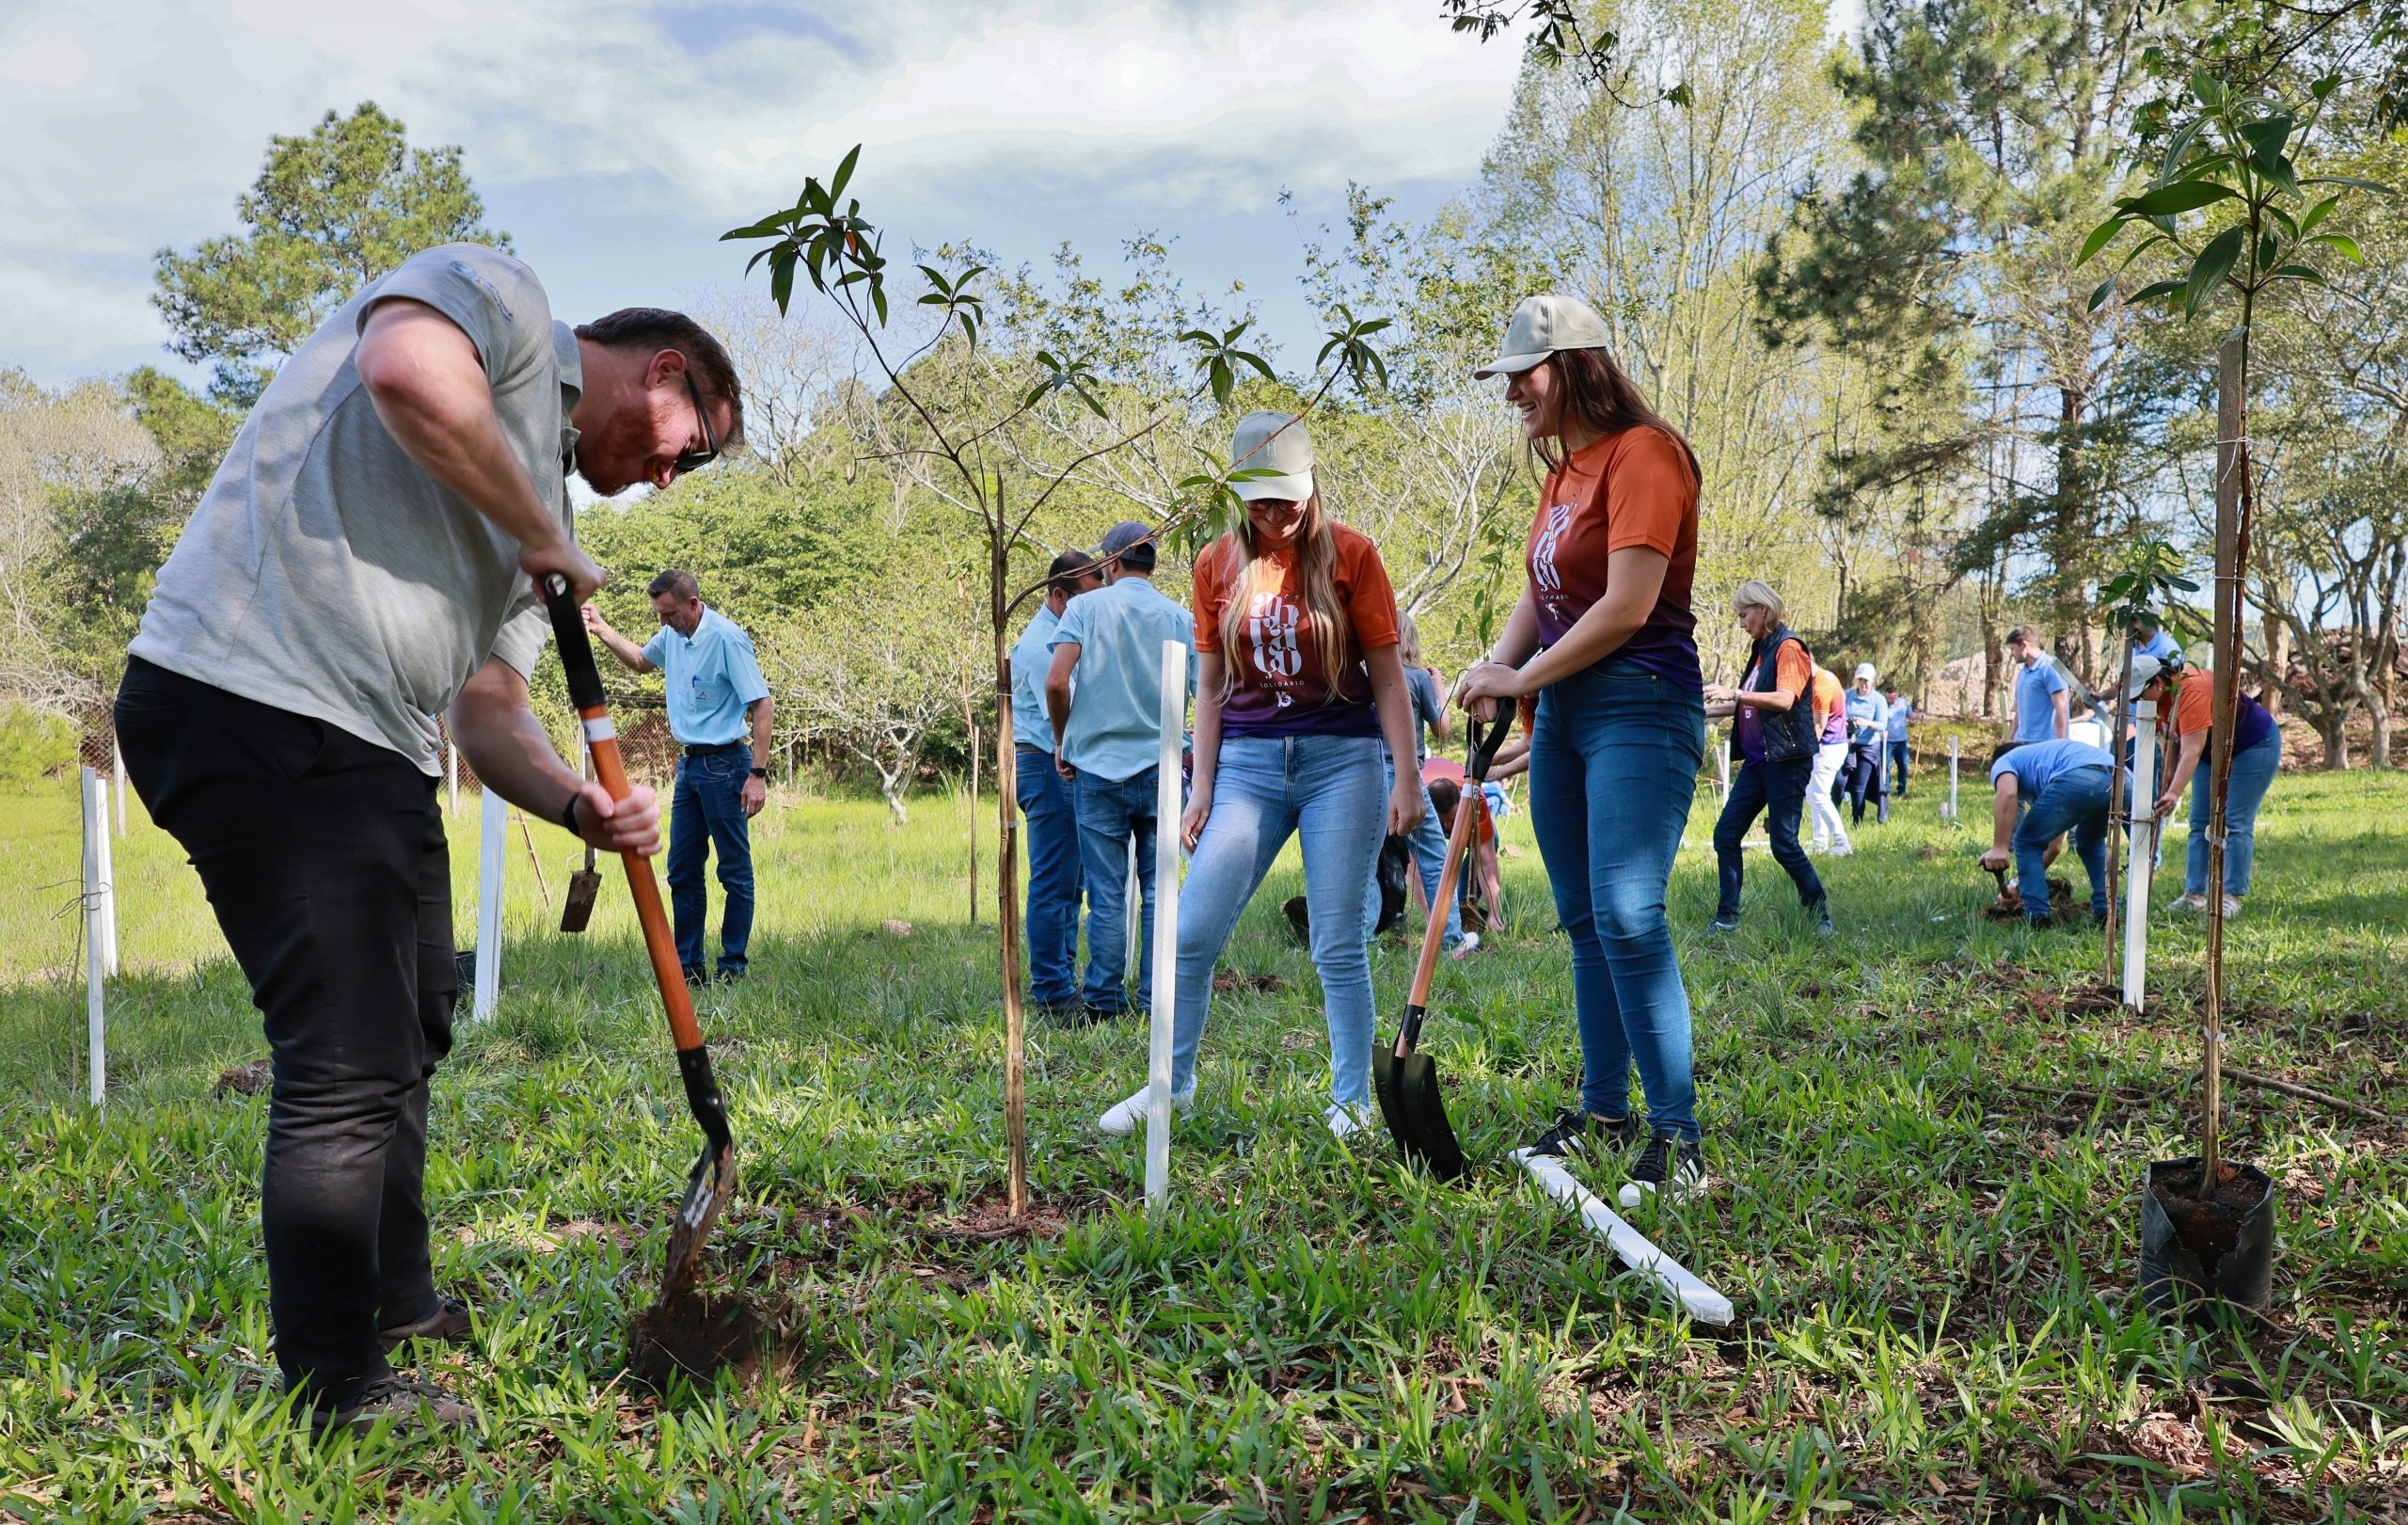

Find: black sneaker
<box><xmin>378</xmin><ymin>1296</ymin><xmax>472</xmax><ymax>1355</ymax></box>
<box><xmin>713</xmin><ymin>966</ymin><xmax>747</xmax><ymax>986</ymax></box>
<box><xmin>309</xmin><ymin>1374</ymin><xmax>473</xmax><ymax>1436</ymax></box>
<box><xmin>1034</xmin><ymin>998</ymin><xmax>1087</xmax><ymax>1023</ymax></box>
<box><xmin>681</xmin><ymin>965</ymin><xmax>707</xmax><ymax>990</ymax></box>
<box><xmin>1619</xmin><ymin>1131</ymin><xmax>1708</xmax><ymax>1208</ymax></box>
<box><xmin>1078</xmin><ymin>1003</ymin><xmax>1137</xmax><ymax>1026</ymax></box>
<box><xmin>1526</xmin><ymin>1104</ymin><xmax>1640</xmax><ymax>1159</ymax></box>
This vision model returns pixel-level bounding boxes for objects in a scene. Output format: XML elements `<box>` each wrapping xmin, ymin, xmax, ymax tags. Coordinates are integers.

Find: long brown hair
<box><xmin>1213</xmin><ymin>493</ymin><xmax>1351</xmax><ymax>700</ymax></box>
<box><xmin>1533</xmin><ymin>347</ymin><xmax>1700</xmax><ymax>482</ymax></box>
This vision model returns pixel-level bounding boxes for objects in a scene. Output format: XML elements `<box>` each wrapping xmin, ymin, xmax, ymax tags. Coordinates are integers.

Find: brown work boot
<box><xmin>378</xmin><ymin>1296</ymin><xmax>473</xmax><ymax>1355</ymax></box>
<box><xmin>309</xmin><ymin>1374</ymin><xmax>474</xmax><ymax>1436</ymax></box>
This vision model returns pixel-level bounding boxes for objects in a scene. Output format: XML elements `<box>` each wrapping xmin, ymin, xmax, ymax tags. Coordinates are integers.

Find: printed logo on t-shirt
<box><xmin>1531</xmin><ymin>502</ymin><xmax>1575</xmax><ymax>598</ymax></box>
<box><xmin>1246</xmin><ymin>591</ymin><xmax>1303</xmax><ymax>705</ymax></box>
<box><xmin>450</xmin><ymin>261</ymin><xmax>515</xmax><ymax>323</ymax></box>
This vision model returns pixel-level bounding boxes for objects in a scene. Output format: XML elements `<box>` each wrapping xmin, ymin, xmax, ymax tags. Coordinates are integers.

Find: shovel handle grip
<box><xmin>541</xmin><ymin>574</ymin><xmax>705</xmax><ymax>1055</ymax></box>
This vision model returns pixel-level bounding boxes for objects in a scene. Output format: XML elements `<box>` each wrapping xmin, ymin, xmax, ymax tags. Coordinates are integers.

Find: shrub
<box><xmin>0</xmin><ymin>704</ymin><xmax>78</xmax><ymax>791</ymax></box>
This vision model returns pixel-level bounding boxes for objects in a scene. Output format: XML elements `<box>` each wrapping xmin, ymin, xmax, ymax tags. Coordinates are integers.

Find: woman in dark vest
<box><xmin>1704</xmin><ymin>580</ymin><xmax>1831</xmax><ymax>936</ymax></box>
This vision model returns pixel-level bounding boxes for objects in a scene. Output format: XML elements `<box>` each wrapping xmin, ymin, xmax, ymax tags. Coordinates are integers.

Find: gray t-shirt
<box><xmin>129</xmin><ymin>243</ymin><xmax>576</xmax><ymax>774</ymax></box>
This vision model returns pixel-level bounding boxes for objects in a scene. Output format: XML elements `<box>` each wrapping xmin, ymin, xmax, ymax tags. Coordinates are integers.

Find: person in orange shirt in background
<box><xmin>1804</xmin><ymin>661</ymin><xmax>1851</xmax><ymax>854</ymax></box>
<box><xmin>1453</xmin><ymin>294</ymin><xmax>1709</xmax><ymax>1204</ymax></box>
<box><xmin>1095</xmin><ymin>411</ymin><xmax>1423</xmax><ymax>1142</ymax></box>
<box><xmin>1704</xmin><ymin>581</ymin><xmax>1833</xmax><ymax>938</ymax></box>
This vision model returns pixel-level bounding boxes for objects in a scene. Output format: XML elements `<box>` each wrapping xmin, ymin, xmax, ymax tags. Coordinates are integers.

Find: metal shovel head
<box><xmin>1395</xmin><ymin>1050</ymin><xmax>1465</xmax><ymax>1181</ymax></box>
<box><xmin>560</xmin><ymin>866</ymin><xmax>601</xmax><ymax>932</ymax></box>
<box><xmin>659</xmin><ymin>1139</ymin><xmax>738</xmax><ymax>1301</ymax></box>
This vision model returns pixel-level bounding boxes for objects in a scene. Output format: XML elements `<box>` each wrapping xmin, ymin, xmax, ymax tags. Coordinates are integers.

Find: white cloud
<box><xmin>0</xmin><ymin>0</ymin><xmax>1526</xmax><ymax>384</ymax></box>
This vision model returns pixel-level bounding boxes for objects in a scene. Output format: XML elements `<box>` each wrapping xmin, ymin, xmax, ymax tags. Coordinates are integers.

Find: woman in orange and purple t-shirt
<box><xmin>1092</xmin><ymin>411</ymin><xmax>1424</xmax><ymax>1142</ymax></box>
<box><xmin>1451</xmin><ymin>294</ymin><xmax>1708</xmax><ymax>1203</ymax></box>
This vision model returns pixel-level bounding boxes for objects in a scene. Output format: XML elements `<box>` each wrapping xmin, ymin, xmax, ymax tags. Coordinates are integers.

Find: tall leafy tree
<box><xmin>152</xmin><ymin>102</ymin><xmax>509</xmax><ymax>405</ymax></box>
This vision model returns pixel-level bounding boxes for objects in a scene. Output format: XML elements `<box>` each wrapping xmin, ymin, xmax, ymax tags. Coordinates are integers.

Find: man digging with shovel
<box><xmin>115</xmin><ymin>244</ymin><xmax>741</xmax><ymax>1432</ymax></box>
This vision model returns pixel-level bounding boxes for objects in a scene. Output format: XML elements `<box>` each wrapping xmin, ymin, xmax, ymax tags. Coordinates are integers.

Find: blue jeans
<box><xmin>669</xmin><ymin>747</ymin><xmax>756</xmax><ymax>976</ymax></box>
<box><xmin>1174</xmin><ymin>734</ymin><xmax>1385</xmax><ymax>1106</ymax></box>
<box><xmin>1016</xmin><ymin>748</ymin><xmax>1084</xmax><ymax>1006</ymax></box>
<box><xmin>1071</xmin><ymin>766</ymin><xmax>1159</xmax><ymax>1012</ymax></box>
<box><xmin>2018</xmin><ymin>765</ymin><xmax>2110</xmax><ymax>924</ymax></box>
<box><xmin>1360</xmin><ymin>757</ymin><xmax>1464</xmax><ymax>947</ymax></box>
<box><xmin>1847</xmin><ymin>739</ymin><xmax>1887</xmax><ymax>824</ymax></box>
<box><xmin>1890</xmin><ymin>739</ymin><xmax>1909</xmax><ymax>795</ymax></box>
<box><xmin>1529</xmin><ymin>663</ymin><xmax>1704</xmax><ymax>1140</ymax></box>
<box><xmin>2186</xmin><ymin>732</ymin><xmax>2280</xmax><ymax>897</ymax></box>
<box><xmin>1714</xmin><ymin>755</ymin><xmax>1824</xmax><ymax>920</ymax></box>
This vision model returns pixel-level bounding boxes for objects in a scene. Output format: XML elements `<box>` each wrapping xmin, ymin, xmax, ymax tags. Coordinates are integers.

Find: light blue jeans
<box><xmin>1528</xmin><ymin>662</ymin><xmax>1705</xmax><ymax>1140</ymax></box>
<box><xmin>1173</xmin><ymin>734</ymin><xmax>1386</xmax><ymax>1106</ymax></box>
<box><xmin>2186</xmin><ymin>732</ymin><xmax>2280</xmax><ymax>897</ymax></box>
<box><xmin>1360</xmin><ymin>756</ymin><xmax>1465</xmax><ymax>947</ymax></box>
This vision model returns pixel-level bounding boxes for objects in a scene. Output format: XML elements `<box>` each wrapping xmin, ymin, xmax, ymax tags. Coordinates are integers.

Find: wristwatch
<box><xmin>749</xmin><ymin>767</ymin><xmax>768</xmax><ymax>779</ymax></box>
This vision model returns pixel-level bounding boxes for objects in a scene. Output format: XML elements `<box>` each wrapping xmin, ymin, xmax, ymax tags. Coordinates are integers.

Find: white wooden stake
<box><xmin>445</xmin><ymin>741</ymin><xmax>460</xmax><ymax>818</ymax></box>
<box><xmin>93</xmin><ymin>772</ymin><xmax>119</xmax><ymax>977</ymax></box>
<box><xmin>1146</xmin><ymin>639</ymin><xmax>1182</xmax><ymax>1208</ymax></box>
<box><xmin>80</xmin><ymin>768</ymin><xmax>105</xmax><ymax>1105</ymax></box>
<box><xmin>1514</xmin><ymin>1150</ymin><xmax>1732</xmax><ymax>1325</ymax></box>
<box><xmin>473</xmin><ymin>786</ymin><xmax>507</xmax><ymax>1021</ymax></box>
<box><xmin>1713</xmin><ymin>726</ymin><xmax>1730</xmax><ymax>803</ymax></box>
<box><xmin>2122</xmin><ymin>700</ymin><xmax>2158</xmax><ymax>1009</ymax></box>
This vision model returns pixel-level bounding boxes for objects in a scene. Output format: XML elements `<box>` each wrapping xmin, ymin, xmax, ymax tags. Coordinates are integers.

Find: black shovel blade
<box><xmin>560</xmin><ymin>867</ymin><xmax>601</xmax><ymax>932</ymax></box>
<box><xmin>660</xmin><ymin>1139</ymin><xmax>737</xmax><ymax>1302</ymax></box>
<box><xmin>1396</xmin><ymin>1051</ymin><xmax>1465</xmax><ymax>1182</ymax></box>
<box><xmin>1372</xmin><ymin>1038</ymin><xmax>1411</xmax><ymax>1155</ymax></box>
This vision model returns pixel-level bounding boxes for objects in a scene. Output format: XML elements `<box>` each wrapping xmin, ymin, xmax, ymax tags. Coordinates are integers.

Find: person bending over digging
<box><xmin>1453</xmin><ymin>294</ymin><xmax>1710</xmax><ymax>1202</ymax></box>
<box><xmin>1977</xmin><ymin>736</ymin><xmax>2115</xmax><ymax>929</ymax></box>
<box><xmin>1098</xmin><ymin>412</ymin><xmax>1421</xmax><ymax>1140</ymax></box>
<box><xmin>115</xmin><ymin>244</ymin><xmax>741</xmax><ymax>1433</ymax></box>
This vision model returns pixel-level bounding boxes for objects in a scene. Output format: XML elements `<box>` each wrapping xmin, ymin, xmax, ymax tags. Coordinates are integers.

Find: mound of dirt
<box><xmin>2149</xmin><ymin>1161</ymin><xmax>2266</xmax><ymax>1262</ymax></box>
<box><xmin>626</xmin><ymin>1294</ymin><xmax>775</xmax><ymax>1391</ymax></box>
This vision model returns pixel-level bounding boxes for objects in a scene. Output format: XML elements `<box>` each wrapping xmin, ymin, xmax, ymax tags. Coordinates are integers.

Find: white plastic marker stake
<box><xmin>1943</xmin><ymin>735</ymin><xmax>1960</xmax><ymax>821</ymax></box>
<box><xmin>473</xmin><ymin>786</ymin><xmax>507</xmax><ymax>1021</ymax></box>
<box><xmin>446</xmin><ymin>739</ymin><xmax>460</xmax><ymax>818</ymax></box>
<box><xmin>93</xmin><ymin>770</ymin><xmax>119</xmax><ymax>977</ymax></box>
<box><xmin>80</xmin><ymin>767</ymin><xmax>105</xmax><ymax>1105</ymax></box>
<box><xmin>1125</xmin><ymin>839</ymin><xmax>1143</xmax><ymax>982</ymax></box>
<box><xmin>1713</xmin><ymin>727</ymin><xmax>1730</xmax><ymax>803</ymax></box>
<box><xmin>2122</xmin><ymin>700</ymin><xmax>2158</xmax><ymax>1009</ymax></box>
<box><xmin>1146</xmin><ymin>639</ymin><xmax>1183</xmax><ymax>1208</ymax></box>
<box><xmin>1513</xmin><ymin>1149</ymin><xmax>1732</xmax><ymax>1325</ymax></box>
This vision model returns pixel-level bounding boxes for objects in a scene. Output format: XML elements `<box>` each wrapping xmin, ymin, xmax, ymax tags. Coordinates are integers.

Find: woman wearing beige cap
<box><xmin>1095</xmin><ymin>410</ymin><xmax>1424</xmax><ymax>1141</ymax></box>
<box><xmin>1451</xmin><ymin>294</ymin><xmax>1709</xmax><ymax>1204</ymax></box>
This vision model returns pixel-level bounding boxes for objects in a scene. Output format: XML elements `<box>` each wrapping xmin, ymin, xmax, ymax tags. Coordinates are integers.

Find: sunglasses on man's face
<box><xmin>675</xmin><ymin>367</ymin><xmax>720</xmax><ymax>477</ymax></box>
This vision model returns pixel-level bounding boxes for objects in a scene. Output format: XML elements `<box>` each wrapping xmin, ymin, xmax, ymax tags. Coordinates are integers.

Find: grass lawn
<box><xmin>0</xmin><ymin>761</ymin><xmax>2401</xmax><ymax>1521</ymax></box>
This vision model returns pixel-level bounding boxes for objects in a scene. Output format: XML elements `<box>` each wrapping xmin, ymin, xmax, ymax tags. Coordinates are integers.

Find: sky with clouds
<box><xmin>2</xmin><ymin>0</ymin><xmax>1539</xmax><ymax>390</ymax></box>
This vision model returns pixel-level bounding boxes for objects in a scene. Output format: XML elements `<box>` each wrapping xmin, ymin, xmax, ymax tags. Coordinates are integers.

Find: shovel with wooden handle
<box><xmin>560</xmin><ymin>753</ymin><xmax>601</xmax><ymax>933</ymax></box>
<box><xmin>1373</xmin><ymin>707</ymin><xmax>1513</xmax><ymax>1182</ymax></box>
<box><xmin>542</xmin><ymin>574</ymin><xmax>735</xmax><ymax>1304</ymax></box>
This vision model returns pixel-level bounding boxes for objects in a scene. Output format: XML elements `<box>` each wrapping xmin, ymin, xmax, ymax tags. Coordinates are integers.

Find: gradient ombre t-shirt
<box><xmin>1525</xmin><ymin>426</ymin><xmax>1702</xmax><ymax>689</ymax></box>
<box><xmin>1193</xmin><ymin>522</ymin><xmax>1402</xmax><ymax>739</ymax></box>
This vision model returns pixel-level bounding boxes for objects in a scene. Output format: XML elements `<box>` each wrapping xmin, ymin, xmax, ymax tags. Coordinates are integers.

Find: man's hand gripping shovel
<box><xmin>542</xmin><ymin>575</ymin><xmax>736</xmax><ymax>1305</ymax></box>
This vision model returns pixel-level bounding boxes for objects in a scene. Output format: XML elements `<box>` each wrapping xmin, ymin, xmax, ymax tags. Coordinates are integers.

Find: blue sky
<box><xmin>1</xmin><ymin>0</ymin><xmax>1532</xmax><ymax>389</ymax></box>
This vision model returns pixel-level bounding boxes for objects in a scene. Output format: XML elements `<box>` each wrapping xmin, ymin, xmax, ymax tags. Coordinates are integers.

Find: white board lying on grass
<box><xmin>1512</xmin><ymin>1147</ymin><xmax>1734</xmax><ymax>1326</ymax></box>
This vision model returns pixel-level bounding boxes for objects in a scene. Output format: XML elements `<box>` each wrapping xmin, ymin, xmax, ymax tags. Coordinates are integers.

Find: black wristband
<box><xmin>749</xmin><ymin>767</ymin><xmax>768</xmax><ymax>779</ymax></box>
<box><xmin>559</xmin><ymin>792</ymin><xmax>583</xmax><ymax>834</ymax></box>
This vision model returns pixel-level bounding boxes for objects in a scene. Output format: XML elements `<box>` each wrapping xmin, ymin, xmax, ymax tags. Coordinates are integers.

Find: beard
<box><xmin>571</xmin><ymin>410</ymin><xmax>652</xmax><ymax>497</ymax></box>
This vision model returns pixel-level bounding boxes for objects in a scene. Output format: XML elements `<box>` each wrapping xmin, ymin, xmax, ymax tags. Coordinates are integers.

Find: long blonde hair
<box><xmin>1214</xmin><ymin>493</ymin><xmax>1351</xmax><ymax>698</ymax></box>
<box><xmin>1397</xmin><ymin>611</ymin><xmax>1424</xmax><ymax>669</ymax></box>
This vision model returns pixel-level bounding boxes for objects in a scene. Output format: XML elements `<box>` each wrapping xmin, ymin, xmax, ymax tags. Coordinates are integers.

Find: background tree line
<box><xmin>6</xmin><ymin>0</ymin><xmax>2405</xmax><ymax>799</ymax></box>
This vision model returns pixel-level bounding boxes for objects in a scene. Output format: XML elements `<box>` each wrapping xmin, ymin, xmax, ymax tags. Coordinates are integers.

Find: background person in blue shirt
<box><xmin>1843</xmin><ymin>662</ymin><xmax>1891</xmax><ymax>825</ymax></box>
<box><xmin>1881</xmin><ymin>682</ymin><xmax>1912</xmax><ymax>797</ymax></box>
<box><xmin>1045</xmin><ymin>520</ymin><xmax>1197</xmax><ymax>1021</ymax></box>
<box><xmin>585</xmin><ymin>569</ymin><xmax>773</xmax><ymax>985</ymax></box>
<box><xmin>1008</xmin><ymin>548</ymin><xmax>1104</xmax><ymax>1019</ymax></box>
<box><xmin>1978</xmin><ymin>736</ymin><xmax>2115</xmax><ymax>928</ymax></box>
<box><xmin>2003</xmin><ymin>625</ymin><xmax>2070</xmax><ymax>744</ymax></box>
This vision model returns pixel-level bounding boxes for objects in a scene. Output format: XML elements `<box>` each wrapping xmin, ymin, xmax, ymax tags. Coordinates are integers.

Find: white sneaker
<box><xmin>1324</xmin><ymin>1101</ymin><xmax>1375</xmax><ymax>1140</ymax></box>
<box><xmin>2221</xmin><ymin>894</ymin><xmax>2242</xmax><ymax>917</ymax></box>
<box><xmin>1447</xmin><ymin>931</ymin><xmax>1481</xmax><ymax>961</ymax></box>
<box><xmin>2166</xmin><ymin>894</ymin><xmax>2210</xmax><ymax>915</ymax></box>
<box><xmin>1098</xmin><ymin>1083</ymin><xmax>1193</xmax><ymax>1136</ymax></box>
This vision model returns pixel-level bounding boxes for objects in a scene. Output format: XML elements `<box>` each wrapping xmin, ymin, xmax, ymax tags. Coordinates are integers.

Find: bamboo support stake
<box><xmin>515</xmin><ymin>811</ymin><xmax>552</xmax><ymax>908</ymax></box>
<box><xmin>2202</xmin><ymin>336</ymin><xmax>2248</xmax><ymax>1185</ymax></box>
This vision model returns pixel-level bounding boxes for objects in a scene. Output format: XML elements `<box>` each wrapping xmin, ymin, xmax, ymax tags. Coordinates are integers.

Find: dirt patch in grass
<box><xmin>214</xmin><ymin>1059</ymin><xmax>270</xmax><ymax>1097</ymax></box>
<box><xmin>1213</xmin><ymin>972</ymin><xmax>1289</xmax><ymax>994</ymax></box>
<box><xmin>626</xmin><ymin>1292</ymin><xmax>790</xmax><ymax>1392</ymax></box>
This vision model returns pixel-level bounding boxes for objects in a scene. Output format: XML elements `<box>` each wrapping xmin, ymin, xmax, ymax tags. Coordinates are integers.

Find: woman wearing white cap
<box><xmin>1844</xmin><ymin>662</ymin><xmax>1891</xmax><ymax>826</ymax></box>
<box><xmin>1451</xmin><ymin>294</ymin><xmax>1709</xmax><ymax>1202</ymax></box>
<box><xmin>1095</xmin><ymin>410</ymin><xmax>1423</xmax><ymax>1139</ymax></box>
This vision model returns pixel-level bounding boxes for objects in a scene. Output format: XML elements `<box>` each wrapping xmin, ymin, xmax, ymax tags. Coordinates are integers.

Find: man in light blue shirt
<box><xmin>2004</xmin><ymin>626</ymin><xmax>2069</xmax><ymax>743</ymax></box>
<box><xmin>1979</xmin><ymin>736</ymin><xmax>2114</xmax><ymax>928</ymax></box>
<box><xmin>1046</xmin><ymin>520</ymin><xmax>1196</xmax><ymax>1020</ymax></box>
<box><xmin>586</xmin><ymin>569</ymin><xmax>772</xmax><ymax>984</ymax></box>
<box><xmin>1010</xmin><ymin>548</ymin><xmax>1103</xmax><ymax>1018</ymax></box>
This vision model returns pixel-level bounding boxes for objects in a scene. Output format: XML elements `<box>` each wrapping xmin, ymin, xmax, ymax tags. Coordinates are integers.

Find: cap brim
<box><xmin>1232</xmin><ymin>470</ymin><xmax>1315</xmax><ymax>501</ymax></box>
<box><xmin>1472</xmin><ymin>350</ymin><xmax>1549</xmax><ymax>380</ymax></box>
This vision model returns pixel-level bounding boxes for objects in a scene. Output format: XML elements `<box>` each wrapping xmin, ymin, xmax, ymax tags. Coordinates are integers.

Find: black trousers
<box><xmin>1713</xmin><ymin>755</ymin><xmax>1825</xmax><ymax>919</ymax></box>
<box><xmin>115</xmin><ymin>658</ymin><xmax>452</xmax><ymax>1406</ymax></box>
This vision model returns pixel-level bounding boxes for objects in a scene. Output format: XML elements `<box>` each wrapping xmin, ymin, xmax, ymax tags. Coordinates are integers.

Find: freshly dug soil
<box><xmin>626</xmin><ymin>1294</ymin><xmax>772</xmax><ymax>1391</ymax></box>
<box><xmin>2149</xmin><ymin>1160</ymin><xmax>2265</xmax><ymax>1262</ymax></box>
